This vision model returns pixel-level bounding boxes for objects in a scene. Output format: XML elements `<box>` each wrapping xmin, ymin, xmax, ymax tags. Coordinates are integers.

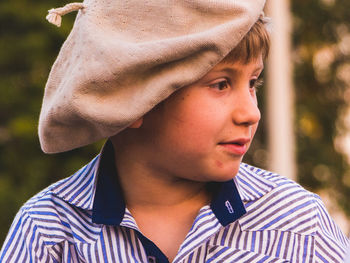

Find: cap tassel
<box><xmin>46</xmin><ymin>2</ymin><xmax>85</xmax><ymax>27</ymax></box>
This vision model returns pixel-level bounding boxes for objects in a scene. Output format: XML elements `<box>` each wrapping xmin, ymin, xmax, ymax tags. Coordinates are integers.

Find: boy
<box><xmin>1</xmin><ymin>0</ymin><xmax>349</xmax><ymax>262</ymax></box>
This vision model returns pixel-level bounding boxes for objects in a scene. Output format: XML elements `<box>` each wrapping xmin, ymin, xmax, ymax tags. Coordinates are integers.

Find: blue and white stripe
<box><xmin>1</xmin><ymin>147</ymin><xmax>348</xmax><ymax>262</ymax></box>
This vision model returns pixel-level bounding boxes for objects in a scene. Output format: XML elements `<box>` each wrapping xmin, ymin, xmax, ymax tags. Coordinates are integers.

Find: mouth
<box><xmin>218</xmin><ymin>138</ymin><xmax>250</xmax><ymax>155</ymax></box>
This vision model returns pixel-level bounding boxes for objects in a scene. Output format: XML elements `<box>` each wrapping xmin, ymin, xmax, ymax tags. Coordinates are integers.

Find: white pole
<box><xmin>266</xmin><ymin>0</ymin><xmax>296</xmax><ymax>180</ymax></box>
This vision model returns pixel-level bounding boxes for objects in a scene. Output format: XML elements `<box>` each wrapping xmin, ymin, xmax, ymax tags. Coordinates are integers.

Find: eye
<box><xmin>209</xmin><ymin>80</ymin><xmax>229</xmax><ymax>91</ymax></box>
<box><xmin>249</xmin><ymin>78</ymin><xmax>264</xmax><ymax>91</ymax></box>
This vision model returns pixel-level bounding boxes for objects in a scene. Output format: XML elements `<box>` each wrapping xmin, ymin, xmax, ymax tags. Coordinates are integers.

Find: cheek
<box><xmin>159</xmin><ymin>118</ymin><xmax>219</xmax><ymax>162</ymax></box>
<box><xmin>167</xmin><ymin>121</ymin><xmax>214</xmax><ymax>152</ymax></box>
<box><xmin>160</xmin><ymin>90</ymin><xmax>227</xmax><ymax>154</ymax></box>
<box><xmin>173</xmin><ymin>107</ymin><xmax>223</xmax><ymax>145</ymax></box>
<box><xmin>249</xmin><ymin>122</ymin><xmax>259</xmax><ymax>147</ymax></box>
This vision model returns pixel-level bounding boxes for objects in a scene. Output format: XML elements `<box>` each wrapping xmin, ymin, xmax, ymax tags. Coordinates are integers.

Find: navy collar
<box><xmin>92</xmin><ymin>140</ymin><xmax>246</xmax><ymax>226</ymax></box>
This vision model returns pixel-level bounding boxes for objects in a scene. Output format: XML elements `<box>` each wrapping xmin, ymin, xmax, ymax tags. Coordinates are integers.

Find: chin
<box><xmin>211</xmin><ymin>165</ymin><xmax>240</xmax><ymax>182</ymax></box>
<box><xmin>215</xmin><ymin>173</ymin><xmax>238</xmax><ymax>182</ymax></box>
<box><xmin>204</xmin><ymin>169</ymin><xmax>240</xmax><ymax>182</ymax></box>
<box><xmin>186</xmin><ymin>160</ymin><xmax>241</xmax><ymax>182</ymax></box>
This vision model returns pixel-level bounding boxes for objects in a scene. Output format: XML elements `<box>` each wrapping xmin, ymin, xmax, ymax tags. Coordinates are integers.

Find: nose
<box><xmin>232</xmin><ymin>89</ymin><xmax>261</xmax><ymax>126</ymax></box>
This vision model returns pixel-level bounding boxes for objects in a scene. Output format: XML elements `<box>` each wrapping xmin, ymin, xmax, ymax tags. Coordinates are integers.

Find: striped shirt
<box><xmin>1</xmin><ymin>141</ymin><xmax>349</xmax><ymax>262</ymax></box>
<box><xmin>345</xmin><ymin>247</ymin><xmax>350</xmax><ymax>263</ymax></box>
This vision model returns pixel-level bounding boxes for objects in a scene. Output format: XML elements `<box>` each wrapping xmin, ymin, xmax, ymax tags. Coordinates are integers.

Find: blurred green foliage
<box><xmin>246</xmin><ymin>0</ymin><xmax>350</xmax><ymax>223</ymax></box>
<box><xmin>292</xmin><ymin>0</ymin><xmax>350</xmax><ymax>216</ymax></box>
<box><xmin>1</xmin><ymin>0</ymin><xmax>350</xmax><ymax>245</ymax></box>
<box><xmin>0</xmin><ymin>0</ymin><xmax>103</xmax><ymax>244</ymax></box>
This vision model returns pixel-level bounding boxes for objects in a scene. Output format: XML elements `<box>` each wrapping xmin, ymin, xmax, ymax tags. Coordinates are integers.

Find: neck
<box><xmin>119</xmin><ymin>156</ymin><xmax>211</xmax><ymax>210</ymax></box>
<box><xmin>110</xmin><ymin>136</ymin><xmax>214</xmax><ymax>261</ymax></box>
<box><xmin>111</xmin><ymin>139</ymin><xmax>211</xmax><ymax>211</ymax></box>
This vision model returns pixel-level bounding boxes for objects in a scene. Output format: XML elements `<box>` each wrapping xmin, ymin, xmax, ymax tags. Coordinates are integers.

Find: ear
<box><xmin>128</xmin><ymin>117</ymin><xmax>143</xmax><ymax>128</ymax></box>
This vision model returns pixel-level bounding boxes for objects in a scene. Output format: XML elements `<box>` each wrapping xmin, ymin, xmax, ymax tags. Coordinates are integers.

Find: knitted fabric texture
<box><xmin>39</xmin><ymin>0</ymin><xmax>266</xmax><ymax>153</ymax></box>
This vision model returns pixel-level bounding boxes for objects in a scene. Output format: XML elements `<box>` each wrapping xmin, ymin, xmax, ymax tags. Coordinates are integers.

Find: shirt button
<box><xmin>148</xmin><ymin>256</ymin><xmax>156</xmax><ymax>263</ymax></box>
<box><xmin>225</xmin><ymin>200</ymin><xmax>234</xmax><ymax>214</ymax></box>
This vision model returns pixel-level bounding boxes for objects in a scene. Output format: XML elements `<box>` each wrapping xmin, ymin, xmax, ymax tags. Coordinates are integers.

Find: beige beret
<box><xmin>39</xmin><ymin>0</ymin><xmax>266</xmax><ymax>153</ymax></box>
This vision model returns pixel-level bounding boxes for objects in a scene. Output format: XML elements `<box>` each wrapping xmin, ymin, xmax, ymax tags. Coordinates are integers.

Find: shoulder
<box><xmin>20</xmin><ymin>154</ymin><xmax>99</xmax><ymax>214</ymax></box>
<box><xmin>238</xmin><ymin>162</ymin><xmax>301</xmax><ymax>187</ymax></box>
<box><xmin>237</xmin><ymin>163</ymin><xmax>314</xmax><ymax>206</ymax></box>
<box><xmin>23</xmin><ymin>155</ymin><xmax>101</xmax><ymax>237</ymax></box>
<box><xmin>237</xmin><ymin>163</ymin><xmax>333</xmax><ymax>234</ymax></box>
<box><xmin>21</xmin><ymin>175</ymin><xmax>98</xmax><ymax>235</ymax></box>
<box><xmin>236</xmin><ymin>163</ymin><xmax>349</xmax><ymax>261</ymax></box>
<box><xmin>0</xmin><ymin>156</ymin><xmax>102</xmax><ymax>262</ymax></box>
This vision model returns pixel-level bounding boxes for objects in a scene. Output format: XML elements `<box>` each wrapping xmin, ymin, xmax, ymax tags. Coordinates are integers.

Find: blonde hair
<box><xmin>222</xmin><ymin>16</ymin><xmax>270</xmax><ymax>64</ymax></box>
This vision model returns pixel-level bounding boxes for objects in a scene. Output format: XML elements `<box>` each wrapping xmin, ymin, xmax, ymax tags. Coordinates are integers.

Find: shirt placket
<box><xmin>120</xmin><ymin>210</ymin><xmax>170</xmax><ymax>263</ymax></box>
<box><xmin>172</xmin><ymin>206</ymin><xmax>223</xmax><ymax>263</ymax></box>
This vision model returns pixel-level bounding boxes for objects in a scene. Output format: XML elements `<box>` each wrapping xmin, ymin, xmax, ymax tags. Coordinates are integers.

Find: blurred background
<box><xmin>0</xmin><ymin>0</ymin><xmax>350</xmax><ymax>245</ymax></box>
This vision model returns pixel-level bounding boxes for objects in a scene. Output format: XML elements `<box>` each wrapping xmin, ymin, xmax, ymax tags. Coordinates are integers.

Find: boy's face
<box><xmin>127</xmin><ymin>56</ymin><xmax>263</xmax><ymax>182</ymax></box>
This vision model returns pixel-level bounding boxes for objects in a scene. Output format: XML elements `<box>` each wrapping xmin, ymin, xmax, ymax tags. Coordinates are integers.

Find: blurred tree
<box><xmin>0</xmin><ymin>0</ymin><xmax>102</xmax><ymax>244</ymax></box>
<box><xmin>292</xmin><ymin>0</ymin><xmax>350</xmax><ymax>219</ymax></box>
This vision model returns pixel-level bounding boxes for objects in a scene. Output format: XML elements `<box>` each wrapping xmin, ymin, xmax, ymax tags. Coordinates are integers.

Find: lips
<box><xmin>218</xmin><ymin>138</ymin><xmax>250</xmax><ymax>155</ymax></box>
